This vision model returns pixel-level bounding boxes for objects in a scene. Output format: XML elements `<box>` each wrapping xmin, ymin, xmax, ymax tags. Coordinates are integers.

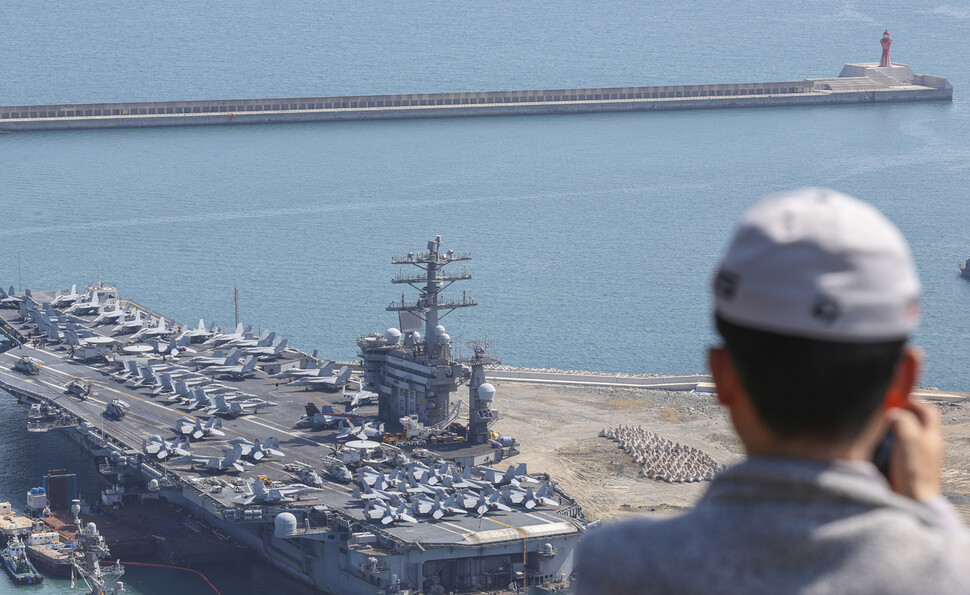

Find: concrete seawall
<box><xmin>0</xmin><ymin>63</ymin><xmax>951</xmax><ymax>132</ymax></box>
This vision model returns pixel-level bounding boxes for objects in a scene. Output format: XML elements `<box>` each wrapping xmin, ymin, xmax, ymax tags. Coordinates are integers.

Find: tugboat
<box><xmin>2</xmin><ymin>536</ymin><xmax>43</xmax><ymax>585</ymax></box>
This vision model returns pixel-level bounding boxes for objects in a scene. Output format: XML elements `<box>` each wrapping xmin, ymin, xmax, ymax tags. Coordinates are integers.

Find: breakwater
<box><xmin>0</xmin><ymin>63</ymin><xmax>951</xmax><ymax>132</ymax></box>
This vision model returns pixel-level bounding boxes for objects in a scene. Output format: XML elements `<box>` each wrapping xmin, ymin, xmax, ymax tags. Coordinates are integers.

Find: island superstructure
<box><xmin>359</xmin><ymin>235</ymin><xmax>498</xmax><ymax>446</ymax></box>
<box><xmin>0</xmin><ymin>238</ymin><xmax>584</xmax><ymax>594</ymax></box>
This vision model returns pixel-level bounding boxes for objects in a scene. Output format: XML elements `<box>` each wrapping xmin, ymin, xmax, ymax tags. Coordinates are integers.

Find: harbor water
<box><xmin>1</xmin><ymin>1</ymin><xmax>970</xmax><ymax>591</ymax></box>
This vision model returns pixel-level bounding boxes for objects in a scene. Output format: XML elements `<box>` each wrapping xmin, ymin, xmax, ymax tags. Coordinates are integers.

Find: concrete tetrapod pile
<box><xmin>600</xmin><ymin>425</ymin><xmax>727</xmax><ymax>483</ymax></box>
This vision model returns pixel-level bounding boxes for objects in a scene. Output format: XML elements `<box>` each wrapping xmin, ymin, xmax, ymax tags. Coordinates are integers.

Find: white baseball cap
<box><xmin>714</xmin><ymin>188</ymin><xmax>921</xmax><ymax>342</ymax></box>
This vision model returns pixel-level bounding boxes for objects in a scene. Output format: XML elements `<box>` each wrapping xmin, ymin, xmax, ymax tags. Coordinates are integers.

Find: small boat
<box><xmin>2</xmin><ymin>536</ymin><xmax>43</xmax><ymax>585</ymax></box>
<box><xmin>961</xmin><ymin>257</ymin><xmax>970</xmax><ymax>279</ymax></box>
<box><xmin>24</xmin><ymin>531</ymin><xmax>72</xmax><ymax>578</ymax></box>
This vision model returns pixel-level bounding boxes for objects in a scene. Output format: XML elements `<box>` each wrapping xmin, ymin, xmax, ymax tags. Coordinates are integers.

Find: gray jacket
<box><xmin>576</xmin><ymin>458</ymin><xmax>970</xmax><ymax>594</ymax></box>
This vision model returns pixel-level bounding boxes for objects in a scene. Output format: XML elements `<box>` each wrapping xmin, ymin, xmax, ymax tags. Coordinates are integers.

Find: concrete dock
<box><xmin>0</xmin><ymin>63</ymin><xmax>951</xmax><ymax>132</ymax></box>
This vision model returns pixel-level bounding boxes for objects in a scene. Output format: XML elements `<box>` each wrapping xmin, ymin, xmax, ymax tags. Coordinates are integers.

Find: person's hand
<box><xmin>886</xmin><ymin>400</ymin><xmax>944</xmax><ymax>501</ymax></box>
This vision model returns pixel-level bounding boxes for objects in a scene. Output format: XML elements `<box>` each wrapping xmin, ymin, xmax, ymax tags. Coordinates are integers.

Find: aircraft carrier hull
<box><xmin>0</xmin><ymin>288</ymin><xmax>584</xmax><ymax>594</ymax></box>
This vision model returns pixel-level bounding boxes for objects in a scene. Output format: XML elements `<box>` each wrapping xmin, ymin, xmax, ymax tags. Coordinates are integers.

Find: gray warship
<box><xmin>0</xmin><ymin>237</ymin><xmax>584</xmax><ymax>594</ymax></box>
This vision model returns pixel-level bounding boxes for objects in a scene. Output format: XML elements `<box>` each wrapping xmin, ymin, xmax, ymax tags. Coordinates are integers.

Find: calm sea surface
<box><xmin>1</xmin><ymin>1</ymin><xmax>969</xmax><ymax>591</ymax></box>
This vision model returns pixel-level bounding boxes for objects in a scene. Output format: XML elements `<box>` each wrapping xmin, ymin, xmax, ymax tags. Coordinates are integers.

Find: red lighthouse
<box><xmin>879</xmin><ymin>30</ymin><xmax>892</xmax><ymax>67</ymax></box>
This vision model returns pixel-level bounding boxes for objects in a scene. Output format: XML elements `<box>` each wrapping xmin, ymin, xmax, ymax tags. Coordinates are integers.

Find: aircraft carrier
<box><xmin>0</xmin><ymin>237</ymin><xmax>584</xmax><ymax>594</ymax></box>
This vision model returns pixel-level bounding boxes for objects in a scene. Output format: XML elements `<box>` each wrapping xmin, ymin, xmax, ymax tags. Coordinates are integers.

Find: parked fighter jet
<box><xmin>229</xmin><ymin>436</ymin><xmax>284</xmax><ymax>461</ymax></box>
<box><xmin>232</xmin><ymin>479</ymin><xmax>322</xmax><ymax>505</ymax></box>
<box><xmin>475</xmin><ymin>463</ymin><xmax>539</xmax><ymax>486</ymax></box>
<box><xmin>272</xmin><ymin>359</ymin><xmax>332</xmax><ymax>382</ymax></box>
<box><xmin>174</xmin><ymin>445</ymin><xmax>251</xmax><ymax>473</ymax></box>
<box><xmin>173</xmin><ymin>416</ymin><xmax>225</xmax><ymax>440</ymax></box>
<box><xmin>223</xmin><ymin>330</ymin><xmax>275</xmax><ymax>350</ymax></box>
<box><xmin>206</xmin><ymin>394</ymin><xmax>276</xmax><ymax>417</ymax></box>
<box><xmin>429</xmin><ymin>493</ymin><xmax>463</xmax><ymax>520</ymax></box>
<box><xmin>67</xmin><ymin>290</ymin><xmax>101</xmax><ymax>315</ymax></box>
<box><xmin>142</xmin><ymin>435</ymin><xmax>191</xmax><ymax>460</ymax></box>
<box><xmin>336</xmin><ymin>418</ymin><xmax>384</xmax><ymax>441</ymax></box>
<box><xmin>199</xmin><ymin>355</ymin><xmax>258</xmax><ymax>379</ymax></box>
<box><xmin>203</xmin><ymin>323</ymin><xmax>252</xmax><ymax>347</ymax></box>
<box><xmin>183</xmin><ymin>347</ymin><xmax>243</xmax><ymax>369</ymax></box>
<box><xmin>502</xmin><ymin>484</ymin><xmax>559</xmax><ymax>509</ymax></box>
<box><xmin>243</xmin><ymin>338</ymin><xmax>287</xmax><ymax>359</ymax></box>
<box><xmin>286</xmin><ymin>365</ymin><xmax>352</xmax><ymax>391</ymax></box>
<box><xmin>113</xmin><ymin>310</ymin><xmax>144</xmax><ymax>335</ymax></box>
<box><xmin>180</xmin><ymin>319</ymin><xmax>217</xmax><ymax>343</ymax></box>
<box><xmin>91</xmin><ymin>303</ymin><xmax>128</xmax><ymax>326</ymax></box>
<box><xmin>365</xmin><ymin>500</ymin><xmax>418</xmax><ymax>525</ymax></box>
<box><xmin>50</xmin><ymin>285</ymin><xmax>79</xmax><ymax>308</ymax></box>
<box><xmin>130</xmin><ymin>316</ymin><xmax>173</xmax><ymax>342</ymax></box>
<box><xmin>296</xmin><ymin>403</ymin><xmax>357</xmax><ymax>428</ymax></box>
<box><xmin>0</xmin><ymin>286</ymin><xmax>23</xmax><ymax>308</ymax></box>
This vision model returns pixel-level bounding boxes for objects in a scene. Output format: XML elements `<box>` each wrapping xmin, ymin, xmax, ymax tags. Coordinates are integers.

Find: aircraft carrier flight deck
<box><xmin>0</xmin><ymin>237</ymin><xmax>585</xmax><ymax>594</ymax></box>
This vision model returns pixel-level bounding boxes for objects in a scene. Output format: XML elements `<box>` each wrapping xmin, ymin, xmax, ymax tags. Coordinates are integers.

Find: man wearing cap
<box><xmin>576</xmin><ymin>188</ymin><xmax>970</xmax><ymax>594</ymax></box>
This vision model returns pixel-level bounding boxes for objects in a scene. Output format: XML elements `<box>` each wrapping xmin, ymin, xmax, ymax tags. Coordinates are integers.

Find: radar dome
<box><xmin>434</xmin><ymin>325</ymin><xmax>446</xmax><ymax>336</ymax></box>
<box><xmin>148</xmin><ymin>479</ymin><xmax>160</xmax><ymax>491</ymax></box>
<box><xmin>438</xmin><ymin>333</ymin><xmax>450</xmax><ymax>345</ymax></box>
<box><xmin>385</xmin><ymin>328</ymin><xmax>402</xmax><ymax>345</ymax></box>
<box><xmin>411</xmin><ymin>331</ymin><xmax>421</xmax><ymax>344</ymax></box>
<box><xmin>86</xmin><ymin>522</ymin><xmax>97</xmax><ymax>535</ymax></box>
<box><xmin>275</xmin><ymin>512</ymin><xmax>298</xmax><ymax>537</ymax></box>
<box><xmin>478</xmin><ymin>383</ymin><xmax>495</xmax><ymax>402</ymax></box>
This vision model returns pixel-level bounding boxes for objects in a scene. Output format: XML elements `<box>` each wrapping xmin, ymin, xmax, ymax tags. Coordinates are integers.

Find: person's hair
<box><xmin>715</xmin><ymin>314</ymin><xmax>907</xmax><ymax>440</ymax></box>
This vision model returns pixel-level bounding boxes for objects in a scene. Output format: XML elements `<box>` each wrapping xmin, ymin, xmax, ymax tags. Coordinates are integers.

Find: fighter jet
<box><xmin>183</xmin><ymin>347</ymin><xmax>243</xmax><ymax>369</ymax></box>
<box><xmin>348</xmin><ymin>388</ymin><xmax>379</xmax><ymax>409</ymax></box>
<box><xmin>296</xmin><ymin>403</ymin><xmax>357</xmax><ymax>428</ymax></box>
<box><xmin>478</xmin><ymin>489</ymin><xmax>513</xmax><ymax>515</ymax></box>
<box><xmin>206</xmin><ymin>394</ymin><xmax>276</xmax><ymax>417</ymax></box>
<box><xmin>0</xmin><ymin>286</ymin><xmax>23</xmax><ymax>308</ymax></box>
<box><xmin>428</xmin><ymin>493</ymin><xmax>463</xmax><ymax>520</ymax></box>
<box><xmin>50</xmin><ymin>285</ymin><xmax>79</xmax><ymax>308</ymax></box>
<box><xmin>130</xmin><ymin>316</ymin><xmax>174</xmax><ymax>342</ymax></box>
<box><xmin>173</xmin><ymin>416</ymin><xmax>225</xmax><ymax>440</ymax></box>
<box><xmin>203</xmin><ymin>323</ymin><xmax>252</xmax><ymax>347</ymax></box>
<box><xmin>91</xmin><ymin>303</ymin><xmax>128</xmax><ymax>326</ymax></box>
<box><xmin>475</xmin><ymin>463</ymin><xmax>539</xmax><ymax>486</ymax></box>
<box><xmin>335</xmin><ymin>418</ymin><xmax>384</xmax><ymax>441</ymax></box>
<box><xmin>66</xmin><ymin>289</ymin><xmax>101</xmax><ymax>315</ymax></box>
<box><xmin>179</xmin><ymin>319</ymin><xmax>217</xmax><ymax>344</ymax></box>
<box><xmin>198</xmin><ymin>355</ymin><xmax>258</xmax><ymax>379</ymax></box>
<box><xmin>271</xmin><ymin>358</ymin><xmax>332</xmax><ymax>382</ymax></box>
<box><xmin>286</xmin><ymin>365</ymin><xmax>352</xmax><ymax>391</ymax></box>
<box><xmin>174</xmin><ymin>445</ymin><xmax>251</xmax><ymax>473</ymax></box>
<box><xmin>365</xmin><ymin>500</ymin><xmax>418</xmax><ymax>525</ymax></box>
<box><xmin>232</xmin><ymin>479</ymin><xmax>323</xmax><ymax>505</ymax></box>
<box><xmin>113</xmin><ymin>310</ymin><xmax>144</xmax><ymax>335</ymax></box>
<box><xmin>142</xmin><ymin>435</ymin><xmax>191</xmax><ymax>460</ymax></box>
<box><xmin>243</xmin><ymin>338</ymin><xmax>287</xmax><ymax>359</ymax></box>
<box><xmin>503</xmin><ymin>484</ymin><xmax>559</xmax><ymax>509</ymax></box>
<box><xmin>228</xmin><ymin>436</ymin><xmax>284</xmax><ymax>461</ymax></box>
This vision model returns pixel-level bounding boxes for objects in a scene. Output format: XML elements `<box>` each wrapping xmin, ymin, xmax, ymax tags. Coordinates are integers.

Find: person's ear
<box><xmin>884</xmin><ymin>346</ymin><xmax>922</xmax><ymax>409</ymax></box>
<box><xmin>709</xmin><ymin>346</ymin><xmax>740</xmax><ymax>407</ymax></box>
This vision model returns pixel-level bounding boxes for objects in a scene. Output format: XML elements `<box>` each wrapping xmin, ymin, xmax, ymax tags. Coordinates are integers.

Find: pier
<box><xmin>0</xmin><ymin>63</ymin><xmax>951</xmax><ymax>132</ymax></box>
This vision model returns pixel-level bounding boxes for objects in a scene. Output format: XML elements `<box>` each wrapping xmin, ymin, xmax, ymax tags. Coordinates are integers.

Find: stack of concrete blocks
<box><xmin>600</xmin><ymin>425</ymin><xmax>726</xmax><ymax>483</ymax></box>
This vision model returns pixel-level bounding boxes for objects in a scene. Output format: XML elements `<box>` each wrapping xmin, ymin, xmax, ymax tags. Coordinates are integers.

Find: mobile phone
<box><xmin>872</xmin><ymin>431</ymin><xmax>895</xmax><ymax>478</ymax></box>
